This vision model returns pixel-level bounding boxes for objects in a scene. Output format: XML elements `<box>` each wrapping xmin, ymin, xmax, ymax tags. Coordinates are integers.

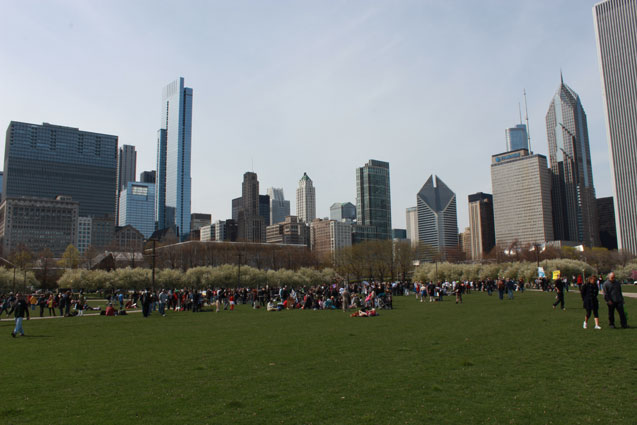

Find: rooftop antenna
<box><xmin>523</xmin><ymin>89</ymin><xmax>532</xmax><ymax>153</ymax></box>
<box><xmin>518</xmin><ymin>102</ymin><xmax>523</xmax><ymax>125</ymax></box>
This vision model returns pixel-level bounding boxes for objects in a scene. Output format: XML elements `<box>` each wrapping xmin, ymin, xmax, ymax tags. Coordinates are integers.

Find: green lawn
<box><xmin>2</xmin><ymin>291</ymin><xmax>635</xmax><ymax>424</ymax></box>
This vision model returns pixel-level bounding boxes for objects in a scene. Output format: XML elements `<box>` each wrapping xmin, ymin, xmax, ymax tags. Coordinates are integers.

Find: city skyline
<box><xmin>0</xmin><ymin>1</ymin><xmax>616</xmax><ymax>231</ymax></box>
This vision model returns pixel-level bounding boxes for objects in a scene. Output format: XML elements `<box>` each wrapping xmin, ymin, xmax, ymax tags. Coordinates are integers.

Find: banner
<box><xmin>538</xmin><ymin>267</ymin><xmax>545</xmax><ymax>278</ymax></box>
<box><xmin>552</xmin><ymin>270</ymin><xmax>561</xmax><ymax>280</ymax></box>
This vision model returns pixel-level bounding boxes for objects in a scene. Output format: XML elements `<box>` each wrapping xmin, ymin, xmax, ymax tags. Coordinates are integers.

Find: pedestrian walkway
<box><xmin>0</xmin><ymin>309</ymin><xmax>142</xmax><ymax>322</ymax></box>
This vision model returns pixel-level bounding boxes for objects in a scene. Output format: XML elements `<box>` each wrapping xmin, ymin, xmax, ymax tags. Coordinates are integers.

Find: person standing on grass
<box><xmin>141</xmin><ymin>290</ymin><xmax>152</xmax><ymax>317</ymax></box>
<box><xmin>553</xmin><ymin>278</ymin><xmax>565</xmax><ymax>310</ymax></box>
<box><xmin>455</xmin><ymin>282</ymin><xmax>463</xmax><ymax>304</ymax></box>
<box><xmin>38</xmin><ymin>293</ymin><xmax>47</xmax><ymax>317</ymax></box>
<box><xmin>497</xmin><ymin>279</ymin><xmax>505</xmax><ymax>300</ymax></box>
<box><xmin>58</xmin><ymin>292</ymin><xmax>65</xmax><ymax>316</ymax></box>
<box><xmin>506</xmin><ymin>279</ymin><xmax>515</xmax><ymax>300</ymax></box>
<box><xmin>602</xmin><ymin>272</ymin><xmax>628</xmax><ymax>329</ymax></box>
<box><xmin>158</xmin><ymin>290</ymin><xmax>167</xmax><ymax>316</ymax></box>
<box><xmin>581</xmin><ymin>276</ymin><xmax>601</xmax><ymax>330</ymax></box>
<box><xmin>47</xmin><ymin>294</ymin><xmax>56</xmax><ymax>316</ymax></box>
<box><xmin>9</xmin><ymin>293</ymin><xmax>29</xmax><ymax>337</ymax></box>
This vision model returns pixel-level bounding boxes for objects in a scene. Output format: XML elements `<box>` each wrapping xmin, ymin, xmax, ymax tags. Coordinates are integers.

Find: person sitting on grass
<box><xmin>105</xmin><ymin>303</ymin><xmax>116</xmax><ymax>316</ymax></box>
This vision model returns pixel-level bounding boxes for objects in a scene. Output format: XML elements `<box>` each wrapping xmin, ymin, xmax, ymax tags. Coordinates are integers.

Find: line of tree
<box><xmin>56</xmin><ymin>265</ymin><xmax>339</xmax><ymax>292</ymax></box>
<box><xmin>413</xmin><ymin>259</ymin><xmax>637</xmax><ymax>283</ymax></box>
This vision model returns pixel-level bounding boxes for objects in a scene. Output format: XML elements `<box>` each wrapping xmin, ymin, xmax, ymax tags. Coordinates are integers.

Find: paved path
<box><xmin>0</xmin><ymin>309</ymin><xmax>142</xmax><ymax>322</ymax></box>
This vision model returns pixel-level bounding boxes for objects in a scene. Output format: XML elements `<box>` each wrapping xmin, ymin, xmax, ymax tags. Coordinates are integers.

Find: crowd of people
<box><xmin>2</xmin><ymin>271</ymin><xmax>631</xmax><ymax>337</ymax></box>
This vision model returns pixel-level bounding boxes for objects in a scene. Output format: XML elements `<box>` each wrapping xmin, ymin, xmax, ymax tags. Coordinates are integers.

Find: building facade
<box><xmin>155</xmin><ymin>77</ymin><xmax>192</xmax><ymax>240</ymax></box>
<box><xmin>0</xmin><ymin>196</ymin><xmax>79</xmax><ymax>256</ymax></box>
<box><xmin>200</xmin><ymin>224</ymin><xmax>215</xmax><ymax>242</ymax></box>
<box><xmin>259</xmin><ymin>195</ymin><xmax>271</xmax><ymax>227</ymax></box>
<box><xmin>356</xmin><ymin>159</ymin><xmax>392</xmax><ymax>240</ymax></box>
<box><xmin>191</xmin><ymin>213</ymin><xmax>212</xmax><ymax>232</ymax></box>
<box><xmin>546</xmin><ymin>77</ymin><xmax>599</xmax><ymax>246</ymax></box>
<box><xmin>406</xmin><ymin>206</ymin><xmax>418</xmax><ymax>247</ymax></box>
<box><xmin>468</xmin><ymin>192</ymin><xmax>496</xmax><ymax>260</ymax></box>
<box><xmin>238</xmin><ymin>172</ymin><xmax>264</xmax><ymax>242</ymax></box>
<box><xmin>594</xmin><ymin>0</ymin><xmax>637</xmax><ymax>254</ymax></box>
<box><xmin>329</xmin><ymin>202</ymin><xmax>356</xmax><ymax>222</ymax></box>
<box><xmin>118</xmin><ymin>182</ymin><xmax>155</xmax><ymax>239</ymax></box>
<box><xmin>139</xmin><ymin>170</ymin><xmax>156</xmax><ymax>184</ymax></box>
<box><xmin>505</xmin><ymin>124</ymin><xmax>529</xmax><ymax>152</ymax></box>
<box><xmin>491</xmin><ymin>149</ymin><xmax>554</xmax><ymax>247</ymax></box>
<box><xmin>116</xmin><ymin>144</ymin><xmax>137</xmax><ymax>219</ymax></box>
<box><xmin>267</xmin><ymin>187</ymin><xmax>290</xmax><ymax>225</ymax></box>
<box><xmin>3</xmin><ymin>121</ymin><xmax>118</xmax><ymax>218</ymax></box>
<box><xmin>416</xmin><ymin>175</ymin><xmax>458</xmax><ymax>258</ymax></box>
<box><xmin>597</xmin><ymin>196</ymin><xmax>618</xmax><ymax>250</ymax></box>
<box><xmin>310</xmin><ymin>218</ymin><xmax>352</xmax><ymax>260</ymax></box>
<box><xmin>77</xmin><ymin>216</ymin><xmax>92</xmax><ymax>254</ymax></box>
<box><xmin>296</xmin><ymin>172</ymin><xmax>316</xmax><ymax>223</ymax></box>
<box><xmin>265</xmin><ymin>216</ymin><xmax>309</xmax><ymax>245</ymax></box>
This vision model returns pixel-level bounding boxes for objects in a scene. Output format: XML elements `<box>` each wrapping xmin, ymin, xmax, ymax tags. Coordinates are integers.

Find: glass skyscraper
<box><xmin>155</xmin><ymin>77</ymin><xmax>192</xmax><ymax>241</ymax></box>
<box><xmin>416</xmin><ymin>175</ymin><xmax>458</xmax><ymax>257</ymax></box>
<box><xmin>505</xmin><ymin>124</ymin><xmax>529</xmax><ymax>152</ymax></box>
<box><xmin>119</xmin><ymin>182</ymin><xmax>155</xmax><ymax>239</ymax></box>
<box><xmin>3</xmin><ymin>121</ymin><xmax>118</xmax><ymax>217</ymax></box>
<box><xmin>594</xmin><ymin>0</ymin><xmax>637</xmax><ymax>254</ymax></box>
<box><xmin>545</xmin><ymin>77</ymin><xmax>599</xmax><ymax>246</ymax></box>
<box><xmin>356</xmin><ymin>159</ymin><xmax>392</xmax><ymax>240</ymax></box>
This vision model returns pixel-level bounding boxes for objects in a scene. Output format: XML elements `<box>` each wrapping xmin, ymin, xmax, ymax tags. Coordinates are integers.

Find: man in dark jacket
<box><xmin>9</xmin><ymin>293</ymin><xmax>30</xmax><ymax>337</ymax></box>
<box><xmin>602</xmin><ymin>272</ymin><xmax>628</xmax><ymax>329</ymax></box>
<box><xmin>553</xmin><ymin>279</ymin><xmax>565</xmax><ymax>310</ymax></box>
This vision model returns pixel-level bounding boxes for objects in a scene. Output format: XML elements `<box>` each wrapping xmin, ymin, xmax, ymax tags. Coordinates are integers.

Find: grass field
<box><xmin>2</xmin><ymin>291</ymin><xmax>635</xmax><ymax>424</ymax></box>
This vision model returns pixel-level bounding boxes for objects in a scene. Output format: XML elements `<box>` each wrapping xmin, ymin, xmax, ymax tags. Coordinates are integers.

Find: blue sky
<box><xmin>0</xmin><ymin>0</ymin><xmax>610</xmax><ymax>230</ymax></box>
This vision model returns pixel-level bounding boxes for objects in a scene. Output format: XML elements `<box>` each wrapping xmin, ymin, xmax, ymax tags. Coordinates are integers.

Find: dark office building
<box><xmin>392</xmin><ymin>229</ymin><xmax>407</xmax><ymax>240</ymax></box>
<box><xmin>597</xmin><ymin>197</ymin><xmax>617</xmax><ymax>250</ymax></box>
<box><xmin>468</xmin><ymin>192</ymin><xmax>496</xmax><ymax>260</ymax></box>
<box><xmin>259</xmin><ymin>194</ymin><xmax>270</xmax><ymax>227</ymax></box>
<box><xmin>356</xmin><ymin>160</ymin><xmax>392</xmax><ymax>240</ymax></box>
<box><xmin>232</xmin><ymin>197</ymin><xmax>242</xmax><ymax>222</ymax></box>
<box><xmin>139</xmin><ymin>170</ymin><xmax>156</xmax><ymax>184</ymax></box>
<box><xmin>3</xmin><ymin>122</ymin><xmax>118</xmax><ymax>218</ymax></box>
<box><xmin>234</xmin><ymin>195</ymin><xmax>269</xmax><ymax>228</ymax></box>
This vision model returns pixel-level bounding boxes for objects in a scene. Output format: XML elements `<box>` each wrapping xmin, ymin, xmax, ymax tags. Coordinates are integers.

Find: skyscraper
<box><xmin>267</xmin><ymin>187</ymin><xmax>290</xmax><ymax>225</ymax></box>
<box><xmin>546</xmin><ymin>77</ymin><xmax>599</xmax><ymax>246</ymax></box>
<box><xmin>116</xmin><ymin>144</ymin><xmax>137</xmax><ymax>221</ymax></box>
<box><xmin>238</xmin><ymin>172</ymin><xmax>264</xmax><ymax>242</ymax></box>
<box><xmin>356</xmin><ymin>160</ymin><xmax>392</xmax><ymax>240</ymax></box>
<box><xmin>155</xmin><ymin>77</ymin><xmax>192</xmax><ymax>240</ymax></box>
<box><xmin>329</xmin><ymin>202</ymin><xmax>356</xmax><ymax>222</ymax></box>
<box><xmin>416</xmin><ymin>175</ymin><xmax>458</xmax><ymax>257</ymax></box>
<box><xmin>3</xmin><ymin>121</ymin><xmax>118</xmax><ymax>218</ymax></box>
<box><xmin>139</xmin><ymin>170</ymin><xmax>156</xmax><ymax>184</ymax></box>
<box><xmin>259</xmin><ymin>194</ymin><xmax>271</xmax><ymax>227</ymax></box>
<box><xmin>468</xmin><ymin>192</ymin><xmax>495</xmax><ymax>260</ymax></box>
<box><xmin>491</xmin><ymin>149</ymin><xmax>554</xmax><ymax>247</ymax></box>
<box><xmin>594</xmin><ymin>0</ymin><xmax>637</xmax><ymax>254</ymax></box>
<box><xmin>296</xmin><ymin>173</ymin><xmax>316</xmax><ymax>223</ymax></box>
<box><xmin>118</xmin><ymin>182</ymin><xmax>155</xmax><ymax>239</ymax></box>
<box><xmin>505</xmin><ymin>124</ymin><xmax>529</xmax><ymax>152</ymax></box>
<box><xmin>405</xmin><ymin>206</ymin><xmax>418</xmax><ymax>247</ymax></box>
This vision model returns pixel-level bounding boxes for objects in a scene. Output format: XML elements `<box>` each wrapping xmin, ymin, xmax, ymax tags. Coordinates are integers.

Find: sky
<box><xmin>0</xmin><ymin>0</ymin><xmax>611</xmax><ymax>231</ymax></box>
